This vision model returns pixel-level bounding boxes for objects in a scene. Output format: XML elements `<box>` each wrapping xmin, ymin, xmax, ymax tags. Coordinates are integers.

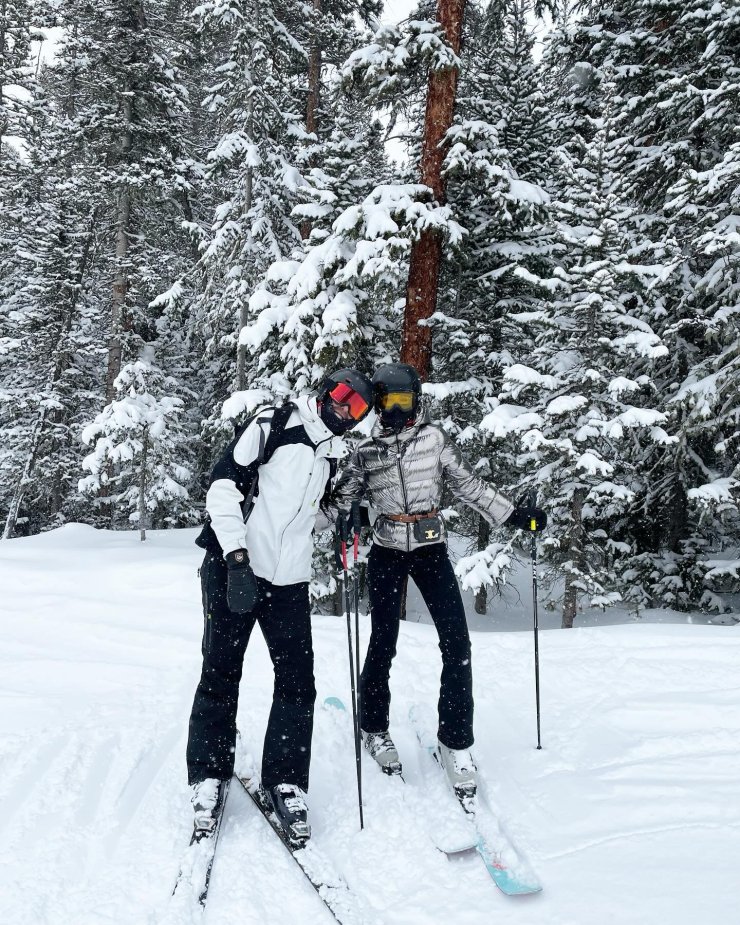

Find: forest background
<box><xmin>1</xmin><ymin>0</ymin><xmax>738</xmax><ymax>627</ymax></box>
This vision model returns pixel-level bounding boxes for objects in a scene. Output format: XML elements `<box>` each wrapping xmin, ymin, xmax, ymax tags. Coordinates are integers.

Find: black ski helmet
<box><xmin>372</xmin><ymin>363</ymin><xmax>422</xmax><ymax>432</ymax></box>
<box><xmin>317</xmin><ymin>367</ymin><xmax>374</xmax><ymax>435</ymax></box>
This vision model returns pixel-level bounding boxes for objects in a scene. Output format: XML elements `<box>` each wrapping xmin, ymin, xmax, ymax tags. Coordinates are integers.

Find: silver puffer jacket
<box><xmin>333</xmin><ymin>406</ymin><xmax>514</xmax><ymax>552</ymax></box>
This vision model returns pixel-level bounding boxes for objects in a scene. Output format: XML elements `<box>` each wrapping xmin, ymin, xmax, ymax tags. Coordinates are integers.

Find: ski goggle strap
<box><xmin>327</xmin><ymin>382</ymin><xmax>370</xmax><ymax>421</ymax></box>
<box><xmin>378</xmin><ymin>391</ymin><xmax>415</xmax><ymax>412</ymax></box>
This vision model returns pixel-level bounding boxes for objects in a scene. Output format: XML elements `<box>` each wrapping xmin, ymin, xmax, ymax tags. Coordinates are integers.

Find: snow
<box><xmin>2</xmin><ymin>525</ymin><xmax>740</xmax><ymax>925</ymax></box>
<box><xmin>575</xmin><ymin>451</ymin><xmax>614</xmax><ymax>476</ymax></box>
<box><xmin>502</xmin><ymin>364</ymin><xmax>560</xmax><ymax>390</ymax></box>
<box><xmin>545</xmin><ymin>394</ymin><xmax>587</xmax><ymax>417</ymax></box>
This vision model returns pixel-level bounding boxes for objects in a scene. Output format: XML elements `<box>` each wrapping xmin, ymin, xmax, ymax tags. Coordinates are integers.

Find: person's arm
<box><xmin>440</xmin><ymin>433</ymin><xmax>514</xmax><ymax>526</ymax></box>
<box><xmin>206</xmin><ymin>414</ymin><xmax>271</xmax><ymax>557</ymax></box>
<box><xmin>325</xmin><ymin>444</ymin><xmax>368</xmax><ymax>518</ymax></box>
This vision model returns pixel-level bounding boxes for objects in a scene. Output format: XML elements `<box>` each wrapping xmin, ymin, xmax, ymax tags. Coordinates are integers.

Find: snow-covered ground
<box><xmin>2</xmin><ymin>525</ymin><xmax>739</xmax><ymax>925</ymax></box>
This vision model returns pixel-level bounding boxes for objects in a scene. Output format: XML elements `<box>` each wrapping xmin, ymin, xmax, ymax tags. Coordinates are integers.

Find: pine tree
<box><xmin>79</xmin><ymin>358</ymin><xmax>192</xmax><ymax>536</ymax></box>
<box><xmin>482</xmin><ymin>106</ymin><xmax>673</xmax><ymax>627</ymax></box>
<box><xmin>563</xmin><ymin>0</ymin><xmax>740</xmax><ymax>610</ymax></box>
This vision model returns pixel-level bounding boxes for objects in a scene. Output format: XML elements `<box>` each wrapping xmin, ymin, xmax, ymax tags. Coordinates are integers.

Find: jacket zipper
<box><xmin>394</xmin><ymin>435</ymin><xmax>411</xmax><ymax>552</ymax></box>
<box><xmin>274</xmin><ymin>440</ymin><xmax>334</xmax><ymax>580</ymax></box>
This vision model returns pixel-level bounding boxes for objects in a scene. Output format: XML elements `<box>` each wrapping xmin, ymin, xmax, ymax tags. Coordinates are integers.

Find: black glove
<box><xmin>335</xmin><ymin>505</ymin><xmax>370</xmax><ymax>541</ymax></box>
<box><xmin>225</xmin><ymin>549</ymin><xmax>260</xmax><ymax>613</ymax></box>
<box><xmin>506</xmin><ymin>500</ymin><xmax>547</xmax><ymax>532</ymax></box>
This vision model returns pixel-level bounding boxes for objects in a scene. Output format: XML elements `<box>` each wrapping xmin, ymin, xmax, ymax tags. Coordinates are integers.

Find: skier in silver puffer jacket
<box><xmin>332</xmin><ymin>363</ymin><xmax>546</xmax><ymax>796</ymax></box>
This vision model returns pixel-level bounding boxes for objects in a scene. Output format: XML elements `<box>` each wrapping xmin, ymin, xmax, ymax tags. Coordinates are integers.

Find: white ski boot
<box><xmin>437</xmin><ymin>742</ymin><xmax>477</xmax><ymax>801</ymax></box>
<box><xmin>363</xmin><ymin>730</ymin><xmax>403</xmax><ymax>776</ymax></box>
<box><xmin>191</xmin><ymin>777</ymin><xmax>228</xmax><ymax>840</ymax></box>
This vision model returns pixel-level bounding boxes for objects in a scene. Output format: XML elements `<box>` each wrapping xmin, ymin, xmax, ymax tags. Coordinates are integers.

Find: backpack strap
<box><xmin>262</xmin><ymin>402</ymin><xmax>296</xmax><ymax>462</ymax></box>
<box><xmin>196</xmin><ymin>404</ymin><xmax>287</xmax><ymax>551</ymax></box>
<box><xmin>239</xmin><ymin>402</ymin><xmax>295</xmax><ymax>519</ymax></box>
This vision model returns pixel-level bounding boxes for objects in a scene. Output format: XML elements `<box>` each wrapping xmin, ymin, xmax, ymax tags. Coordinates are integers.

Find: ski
<box><xmin>171</xmin><ymin>778</ymin><xmax>231</xmax><ymax>911</ymax></box>
<box><xmin>324</xmin><ymin>696</ymin><xmax>477</xmax><ymax>856</ymax></box>
<box><xmin>409</xmin><ymin>703</ymin><xmax>542</xmax><ymax>896</ymax></box>
<box><xmin>233</xmin><ymin>770</ymin><xmax>377</xmax><ymax>925</ymax></box>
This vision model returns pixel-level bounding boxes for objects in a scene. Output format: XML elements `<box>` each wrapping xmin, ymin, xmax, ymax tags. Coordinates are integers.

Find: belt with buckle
<box><xmin>384</xmin><ymin>509</ymin><xmax>439</xmax><ymax>524</ymax></box>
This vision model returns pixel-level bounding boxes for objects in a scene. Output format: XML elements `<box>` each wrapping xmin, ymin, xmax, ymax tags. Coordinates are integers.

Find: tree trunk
<box><xmin>105</xmin><ymin>93</ymin><xmax>133</xmax><ymax>403</ymax></box>
<box><xmin>400</xmin><ymin>0</ymin><xmax>466</xmax><ymax>381</ymax></box>
<box><xmin>305</xmin><ymin>0</ymin><xmax>321</xmax><ymax>142</ymax></box>
<box><xmin>139</xmin><ymin>427</ymin><xmax>148</xmax><ymax>541</ymax></box>
<box><xmin>236</xmin><ymin>58</ymin><xmax>256</xmax><ymax>391</ymax></box>
<box><xmin>561</xmin><ymin>488</ymin><xmax>587</xmax><ymax>629</ymax></box>
<box><xmin>106</xmin><ymin>191</ymin><xmax>131</xmax><ymax>401</ymax></box>
<box><xmin>474</xmin><ymin>515</ymin><xmax>491</xmax><ymax>615</ymax></box>
<box><xmin>300</xmin><ymin>0</ymin><xmax>322</xmax><ymax>242</ymax></box>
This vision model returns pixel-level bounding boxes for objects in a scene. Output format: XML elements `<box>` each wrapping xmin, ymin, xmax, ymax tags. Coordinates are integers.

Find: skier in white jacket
<box><xmin>187</xmin><ymin>370</ymin><xmax>373</xmax><ymax>845</ymax></box>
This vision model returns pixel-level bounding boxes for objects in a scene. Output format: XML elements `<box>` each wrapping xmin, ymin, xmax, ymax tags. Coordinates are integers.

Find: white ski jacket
<box><xmin>206</xmin><ymin>395</ymin><xmax>347</xmax><ymax>586</ymax></box>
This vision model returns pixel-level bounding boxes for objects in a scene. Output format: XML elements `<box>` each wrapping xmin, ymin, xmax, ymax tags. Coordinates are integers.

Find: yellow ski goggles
<box><xmin>378</xmin><ymin>391</ymin><xmax>415</xmax><ymax>412</ymax></box>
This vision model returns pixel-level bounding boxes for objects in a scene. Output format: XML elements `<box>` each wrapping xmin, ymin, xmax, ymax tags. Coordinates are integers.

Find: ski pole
<box><xmin>338</xmin><ymin>512</ymin><xmax>364</xmax><ymax>828</ymax></box>
<box><xmin>528</xmin><ymin>490</ymin><xmax>543</xmax><ymax>750</ymax></box>
<box><xmin>351</xmin><ymin>502</ymin><xmax>364</xmax><ymax>821</ymax></box>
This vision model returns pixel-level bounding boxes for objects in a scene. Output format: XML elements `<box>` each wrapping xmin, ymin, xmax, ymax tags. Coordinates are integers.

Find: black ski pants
<box><xmin>186</xmin><ymin>551</ymin><xmax>316</xmax><ymax>791</ymax></box>
<box><xmin>360</xmin><ymin>542</ymin><xmax>474</xmax><ymax>750</ymax></box>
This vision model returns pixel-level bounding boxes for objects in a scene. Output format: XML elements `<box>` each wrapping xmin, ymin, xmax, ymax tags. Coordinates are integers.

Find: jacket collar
<box><xmin>295</xmin><ymin>394</ymin><xmax>348</xmax><ymax>458</ymax></box>
<box><xmin>371</xmin><ymin>402</ymin><xmax>431</xmax><ymax>444</ymax></box>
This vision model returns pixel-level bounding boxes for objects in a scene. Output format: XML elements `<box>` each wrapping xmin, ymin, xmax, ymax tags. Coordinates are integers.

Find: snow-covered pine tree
<box><xmin>0</xmin><ymin>16</ymin><xmax>107</xmax><ymax>538</ymax></box>
<box><xmin>0</xmin><ymin>0</ymin><xmax>36</xmax><ymax>154</ymax></box>
<box><xmin>471</xmin><ymin>98</ymin><xmax>674</xmax><ymax>627</ymax></box>
<box><xmin>79</xmin><ymin>358</ymin><xmax>191</xmax><ymax>537</ymax></box>
<box><xmin>563</xmin><ymin>0</ymin><xmax>740</xmax><ymax>611</ymax></box>
<box><xmin>45</xmin><ymin>0</ymin><xmax>198</xmax><ymax>528</ymax></box>
<box><xmin>189</xmin><ymin>0</ymin><xmax>397</xmax><ymax>417</ymax></box>
<box><xmin>172</xmin><ymin>0</ymin><xmax>353</xmax><ymax>457</ymax></box>
<box><xmin>654</xmin><ymin>6</ymin><xmax>740</xmax><ymax>610</ymax></box>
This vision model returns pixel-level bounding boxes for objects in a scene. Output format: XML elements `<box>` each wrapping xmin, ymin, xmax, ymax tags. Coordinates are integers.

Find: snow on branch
<box><xmin>339</xmin><ymin>20</ymin><xmax>459</xmax><ymax>103</ymax></box>
<box><xmin>455</xmin><ymin>542</ymin><xmax>513</xmax><ymax>594</ymax></box>
<box><xmin>242</xmin><ymin>184</ymin><xmax>464</xmax><ymax>384</ymax></box>
<box><xmin>687</xmin><ymin>477</ymin><xmax>738</xmax><ymax>508</ymax></box>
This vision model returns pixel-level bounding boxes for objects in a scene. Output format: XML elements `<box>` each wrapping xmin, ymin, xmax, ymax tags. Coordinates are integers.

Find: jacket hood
<box><xmin>295</xmin><ymin>394</ymin><xmax>349</xmax><ymax>458</ymax></box>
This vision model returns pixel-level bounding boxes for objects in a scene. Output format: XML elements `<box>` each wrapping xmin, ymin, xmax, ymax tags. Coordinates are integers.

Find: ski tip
<box><xmin>323</xmin><ymin>695</ymin><xmax>346</xmax><ymax>712</ymax></box>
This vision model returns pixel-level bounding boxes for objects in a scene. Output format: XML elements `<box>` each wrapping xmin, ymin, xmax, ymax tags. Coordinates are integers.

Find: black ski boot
<box><xmin>267</xmin><ymin>783</ymin><xmax>311</xmax><ymax>846</ymax></box>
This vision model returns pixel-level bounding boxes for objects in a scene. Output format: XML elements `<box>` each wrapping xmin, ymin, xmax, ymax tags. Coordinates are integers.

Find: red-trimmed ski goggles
<box><xmin>327</xmin><ymin>382</ymin><xmax>370</xmax><ymax>421</ymax></box>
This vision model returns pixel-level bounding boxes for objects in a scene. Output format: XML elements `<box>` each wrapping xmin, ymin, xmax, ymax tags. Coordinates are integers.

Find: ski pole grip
<box><xmin>351</xmin><ymin>500</ymin><xmax>362</xmax><ymax>536</ymax></box>
<box><xmin>337</xmin><ymin>511</ymin><xmax>350</xmax><ymax>542</ymax></box>
<box><xmin>528</xmin><ymin>490</ymin><xmax>538</xmax><ymax>532</ymax></box>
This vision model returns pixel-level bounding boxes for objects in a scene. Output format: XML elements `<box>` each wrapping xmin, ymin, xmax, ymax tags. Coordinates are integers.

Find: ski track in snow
<box><xmin>1</xmin><ymin>523</ymin><xmax>740</xmax><ymax>924</ymax></box>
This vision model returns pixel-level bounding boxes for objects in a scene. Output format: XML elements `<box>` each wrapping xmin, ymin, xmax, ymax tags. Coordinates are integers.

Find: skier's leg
<box><xmin>411</xmin><ymin>545</ymin><xmax>474</xmax><ymax>750</ymax></box>
<box><xmin>186</xmin><ymin>551</ymin><xmax>257</xmax><ymax>784</ymax></box>
<box><xmin>360</xmin><ymin>544</ymin><xmax>408</xmax><ymax>734</ymax></box>
<box><xmin>258</xmin><ymin>580</ymin><xmax>316</xmax><ymax>793</ymax></box>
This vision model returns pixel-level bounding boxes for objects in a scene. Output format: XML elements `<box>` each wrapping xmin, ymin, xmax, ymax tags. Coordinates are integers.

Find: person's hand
<box><xmin>506</xmin><ymin>499</ymin><xmax>547</xmax><ymax>532</ymax></box>
<box><xmin>335</xmin><ymin>505</ymin><xmax>370</xmax><ymax>541</ymax></box>
<box><xmin>225</xmin><ymin>549</ymin><xmax>260</xmax><ymax>612</ymax></box>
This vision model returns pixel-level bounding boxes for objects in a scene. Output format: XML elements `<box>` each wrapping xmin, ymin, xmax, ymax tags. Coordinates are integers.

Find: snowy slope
<box><xmin>1</xmin><ymin>525</ymin><xmax>739</xmax><ymax>925</ymax></box>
